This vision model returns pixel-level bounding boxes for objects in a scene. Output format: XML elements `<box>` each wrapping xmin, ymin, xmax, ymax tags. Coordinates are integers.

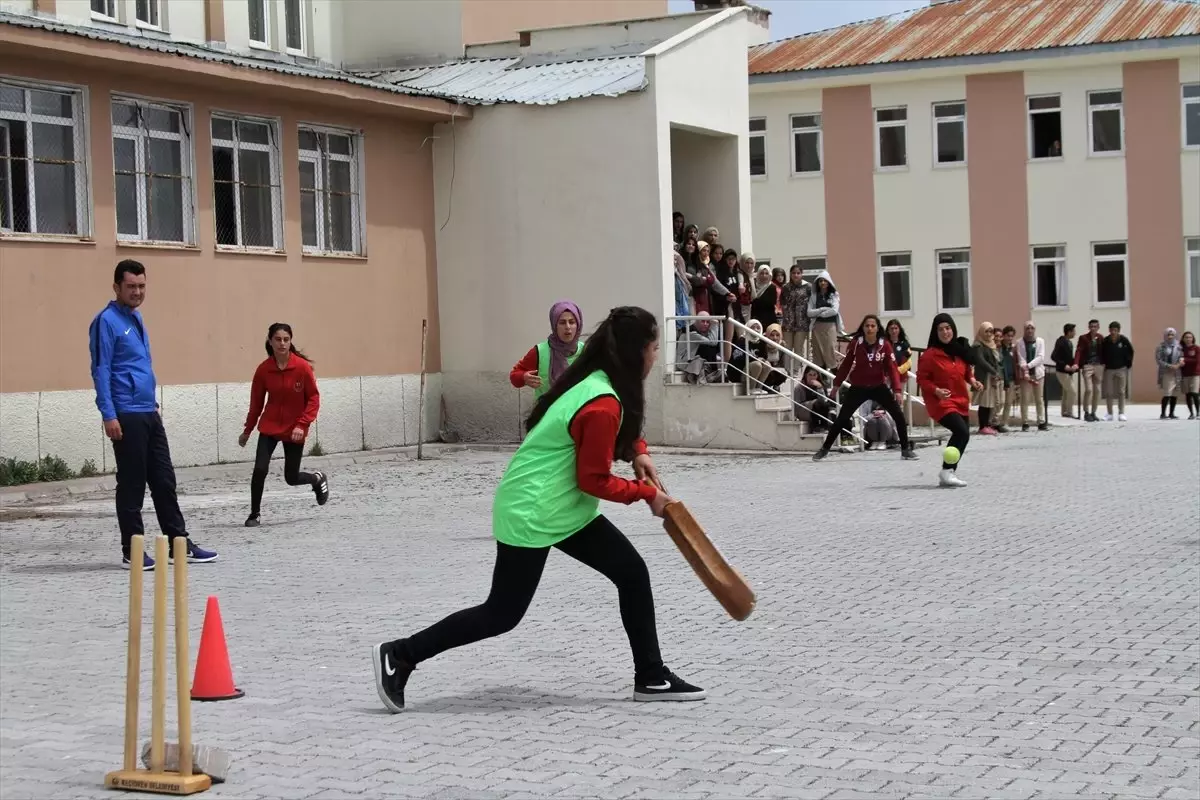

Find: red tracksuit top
<box><xmin>831</xmin><ymin>336</ymin><xmax>902</xmax><ymax>393</ymax></box>
<box><xmin>243</xmin><ymin>353</ymin><xmax>321</xmax><ymax>440</ymax></box>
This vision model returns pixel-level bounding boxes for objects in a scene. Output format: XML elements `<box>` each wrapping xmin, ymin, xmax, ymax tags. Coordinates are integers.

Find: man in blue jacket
<box><xmin>90</xmin><ymin>260</ymin><xmax>218</xmax><ymax>570</ymax></box>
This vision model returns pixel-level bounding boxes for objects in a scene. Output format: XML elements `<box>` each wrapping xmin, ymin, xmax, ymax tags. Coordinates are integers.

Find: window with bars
<box><xmin>111</xmin><ymin>98</ymin><xmax>193</xmax><ymax>244</ymax></box>
<box><xmin>298</xmin><ymin>126</ymin><xmax>363</xmax><ymax>255</ymax></box>
<box><xmin>0</xmin><ymin>80</ymin><xmax>89</xmax><ymax>237</ymax></box>
<box><xmin>211</xmin><ymin>115</ymin><xmax>282</xmax><ymax>250</ymax></box>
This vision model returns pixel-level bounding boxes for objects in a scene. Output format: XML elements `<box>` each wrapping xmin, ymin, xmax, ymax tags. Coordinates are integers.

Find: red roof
<box><xmin>748</xmin><ymin>0</ymin><xmax>1200</xmax><ymax>76</ymax></box>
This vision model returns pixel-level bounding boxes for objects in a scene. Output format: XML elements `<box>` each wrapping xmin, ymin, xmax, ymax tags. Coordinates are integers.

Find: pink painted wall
<box><xmin>966</xmin><ymin>72</ymin><xmax>1030</xmax><ymax>328</ymax></box>
<box><xmin>1124</xmin><ymin>60</ymin><xmax>1185</xmax><ymax>401</ymax></box>
<box><xmin>821</xmin><ymin>85</ymin><xmax>877</xmax><ymax>323</ymax></box>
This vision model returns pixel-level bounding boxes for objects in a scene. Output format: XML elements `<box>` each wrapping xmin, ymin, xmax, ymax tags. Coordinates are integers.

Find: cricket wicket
<box><xmin>104</xmin><ymin>535</ymin><xmax>211</xmax><ymax>795</ymax></box>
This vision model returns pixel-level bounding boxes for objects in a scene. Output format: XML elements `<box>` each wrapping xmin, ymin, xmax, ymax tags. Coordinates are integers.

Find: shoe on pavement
<box><xmin>938</xmin><ymin>469</ymin><xmax>966</xmax><ymax>488</ymax></box>
<box><xmin>633</xmin><ymin>669</ymin><xmax>706</xmax><ymax>702</ymax></box>
<box><xmin>122</xmin><ymin>551</ymin><xmax>155</xmax><ymax>571</ymax></box>
<box><xmin>244</xmin><ymin>514</ymin><xmax>260</xmax><ymax>528</ymax></box>
<box><xmin>1021</xmin><ymin>424</ymin><xmax>1030</xmax><ymax>432</ymax></box>
<box><xmin>900</xmin><ymin>446</ymin><xmax>918</xmax><ymax>460</ymax></box>
<box><xmin>313</xmin><ymin>471</ymin><xmax>330</xmax><ymax>506</ymax></box>
<box><xmin>1118</xmin><ymin>413</ymin><xmax>1128</xmax><ymax>422</ymax></box>
<box><xmin>1037</xmin><ymin>422</ymin><xmax>1049</xmax><ymax>431</ymax></box>
<box><xmin>978</xmin><ymin>427</ymin><xmax>998</xmax><ymax>436</ymax></box>
<box><xmin>1104</xmin><ymin>414</ymin><xmax>1114</xmax><ymax>421</ymax></box>
<box><xmin>995</xmin><ymin>425</ymin><xmax>1010</xmax><ymax>433</ymax></box>
<box><xmin>168</xmin><ymin>540</ymin><xmax>219</xmax><ymax>564</ymax></box>
<box><xmin>372</xmin><ymin>640</ymin><xmax>415</xmax><ymax>713</ymax></box>
<box><xmin>812</xmin><ymin>449</ymin><xmax>829</xmax><ymax>462</ymax></box>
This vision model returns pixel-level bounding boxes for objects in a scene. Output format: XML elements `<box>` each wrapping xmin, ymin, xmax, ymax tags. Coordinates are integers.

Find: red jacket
<box><xmin>243</xmin><ymin>354</ymin><xmax>320</xmax><ymax>440</ymax></box>
<box><xmin>1183</xmin><ymin>344</ymin><xmax>1200</xmax><ymax>378</ymax></box>
<box><xmin>1074</xmin><ymin>332</ymin><xmax>1105</xmax><ymax>367</ymax></box>
<box><xmin>916</xmin><ymin>347</ymin><xmax>974</xmax><ymax>420</ymax></box>
<box><xmin>832</xmin><ymin>336</ymin><xmax>902</xmax><ymax>393</ymax></box>
<box><xmin>571</xmin><ymin>396</ymin><xmax>655</xmax><ymax>504</ymax></box>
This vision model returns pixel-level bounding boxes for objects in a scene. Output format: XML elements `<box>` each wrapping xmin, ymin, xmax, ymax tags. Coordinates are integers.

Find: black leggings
<box><xmin>397</xmin><ymin>515</ymin><xmax>665</xmax><ymax>681</ymax></box>
<box><xmin>250</xmin><ymin>434</ymin><xmax>317</xmax><ymax>515</ymax></box>
<box><xmin>1187</xmin><ymin>392</ymin><xmax>1200</xmax><ymax>415</ymax></box>
<box><xmin>821</xmin><ymin>385</ymin><xmax>909</xmax><ymax>451</ymax></box>
<box><xmin>938</xmin><ymin>413</ymin><xmax>970</xmax><ymax>470</ymax></box>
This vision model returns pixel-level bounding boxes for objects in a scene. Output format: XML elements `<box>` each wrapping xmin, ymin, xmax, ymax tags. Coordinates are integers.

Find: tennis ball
<box><xmin>942</xmin><ymin>446</ymin><xmax>961</xmax><ymax>465</ymax></box>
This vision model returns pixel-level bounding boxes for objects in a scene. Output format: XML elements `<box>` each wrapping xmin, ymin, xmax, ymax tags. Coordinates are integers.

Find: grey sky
<box><xmin>667</xmin><ymin>0</ymin><xmax>931</xmax><ymax>40</ymax></box>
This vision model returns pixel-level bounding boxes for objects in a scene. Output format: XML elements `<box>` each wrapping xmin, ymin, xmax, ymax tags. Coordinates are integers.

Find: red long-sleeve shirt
<box><xmin>831</xmin><ymin>336</ymin><xmax>902</xmax><ymax>393</ymax></box>
<box><xmin>569</xmin><ymin>396</ymin><xmax>656</xmax><ymax>505</ymax></box>
<box><xmin>1183</xmin><ymin>344</ymin><xmax>1200</xmax><ymax>378</ymax></box>
<box><xmin>242</xmin><ymin>354</ymin><xmax>320</xmax><ymax>440</ymax></box>
<box><xmin>510</xmin><ymin>345</ymin><xmax>540</xmax><ymax>388</ymax></box>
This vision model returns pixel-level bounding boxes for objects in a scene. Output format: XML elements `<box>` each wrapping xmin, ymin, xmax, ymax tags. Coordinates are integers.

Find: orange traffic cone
<box><xmin>192</xmin><ymin>596</ymin><xmax>244</xmax><ymax>701</ymax></box>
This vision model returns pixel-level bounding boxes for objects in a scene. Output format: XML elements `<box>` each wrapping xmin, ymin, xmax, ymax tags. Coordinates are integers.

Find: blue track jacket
<box><xmin>89</xmin><ymin>301</ymin><xmax>158</xmax><ymax>421</ymax></box>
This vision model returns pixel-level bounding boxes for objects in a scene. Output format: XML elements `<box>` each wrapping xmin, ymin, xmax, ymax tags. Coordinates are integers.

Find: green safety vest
<box><xmin>493</xmin><ymin>370</ymin><xmax>618</xmax><ymax>548</ymax></box>
<box><xmin>534</xmin><ymin>340</ymin><xmax>582</xmax><ymax>400</ymax></box>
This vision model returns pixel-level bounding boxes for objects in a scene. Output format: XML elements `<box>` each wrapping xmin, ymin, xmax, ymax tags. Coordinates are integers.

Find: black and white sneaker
<box><xmin>372</xmin><ymin>640</ymin><xmax>414</xmax><ymax>713</ymax></box>
<box><xmin>313</xmin><ymin>472</ymin><xmax>330</xmax><ymax>506</ymax></box>
<box><xmin>633</xmin><ymin>669</ymin><xmax>706</xmax><ymax>702</ymax></box>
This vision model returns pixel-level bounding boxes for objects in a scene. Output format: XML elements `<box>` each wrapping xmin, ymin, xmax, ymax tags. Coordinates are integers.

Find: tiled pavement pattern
<box><xmin>1</xmin><ymin>418</ymin><xmax>1197</xmax><ymax>799</ymax></box>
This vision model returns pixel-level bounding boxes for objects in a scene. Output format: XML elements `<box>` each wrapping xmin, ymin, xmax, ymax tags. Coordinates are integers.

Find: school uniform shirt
<box><xmin>916</xmin><ymin>347</ymin><xmax>974</xmax><ymax>420</ymax></box>
<box><xmin>1100</xmin><ymin>335</ymin><xmax>1135</xmax><ymax>370</ymax></box>
<box><xmin>1182</xmin><ymin>344</ymin><xmax>1200</xmax><ymax>377</ymax></box>
<box><xmin>1074</xmin><ymin>332</ymin><xmax>1104</xmax><ymax>367</ymax></box>
<box><xmin>831</xmin><ymin>337</ymin><xmax>902</xmax><ymax>393</ymax></box>
<box><xmin>242</xmin><ymin>353</ymin><xmax>320</xmax><ymax>440</ymax></box>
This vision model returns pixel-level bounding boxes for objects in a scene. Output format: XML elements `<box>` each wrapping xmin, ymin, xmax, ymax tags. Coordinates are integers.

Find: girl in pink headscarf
<box><xmin>509</xmin><ymin>301</ymin><xmax>584</xmax><ymax>400</ymax></box>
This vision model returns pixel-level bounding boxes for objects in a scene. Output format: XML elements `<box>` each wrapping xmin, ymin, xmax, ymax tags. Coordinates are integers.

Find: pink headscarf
<box><xmin>547</xmin><ymin>300</ymin><xmax>582</xmax><ymax>384</ymax></box>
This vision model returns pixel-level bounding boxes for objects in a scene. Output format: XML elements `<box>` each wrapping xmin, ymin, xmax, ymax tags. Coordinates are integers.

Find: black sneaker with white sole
<box><xmin>313</xmin><ymin>472</ymin><xmax>330</xmax><ymax>506</ymax></box>
<box><xmin>633</xmin><ymin>669</ymin><xmax>706</xmax><ymax>702</ymax></box>
<box><xmin>372</xmin><ymin>640</ymin><xmax>414</xmax><ymax>713</ymax></box>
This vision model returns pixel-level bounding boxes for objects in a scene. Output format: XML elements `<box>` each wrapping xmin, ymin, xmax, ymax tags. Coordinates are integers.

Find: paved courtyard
<box><xmin>2</xmin><ymin>416</ymin><xmax>1198</xmax><ymax>799</ymax></box>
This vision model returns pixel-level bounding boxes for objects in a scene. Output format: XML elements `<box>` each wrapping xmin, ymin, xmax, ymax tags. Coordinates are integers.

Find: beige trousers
<box><xmin>1081</xmin><ymin>364</ymin><xmax>1104</xmax><ymax>415</ymax></box>
<box><xmin>786</xmin><ymin>330</ymin><xmax>809</xmax><ymax>373</ymax></box>
<box><xmin>1020</xmin><ymin>381</ymin><xmax>1045</xmax><ymax>424</ymax></box>
<box><xmin>1104</xmin><ymin>367</ymin><xmax>1128</xmax><ymax>414</ymax></box>
<box><xmin>1056</xmin><ymin>372</ymin><xmax>1077</xmax><ymax>417</ymax></box>
<box><xmin>810</xmin><ymin>324</ymin><xmax>838</xmax><ymax>371</ymax></box>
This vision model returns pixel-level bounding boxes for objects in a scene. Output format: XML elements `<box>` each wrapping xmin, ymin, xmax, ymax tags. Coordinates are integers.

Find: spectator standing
<box><xmin>917</xmin><ymin>314</ymin><xmax>981</xmax><ymax>488</ymax></box>
<box><xmin>970</xmin><ymin>322</ymin><xmax>1002</xmax><ymax>435</ymax></box>
<box><xmin>806</xmin><ymin>270</ymin><xmax>840</xmax><ymax>371</ymax></box>
<box><xmin>750</xmin><ymin>266</ymin><xmax>781</xmax><ymax>329</ymax></box>
<box><xmin>89</xmin><ymin>260</ymin><xmax>218</xmax><ymax>570</ymax></box>
<box><xmin>996</xmin><ymin>325</ymin><xmax>1018</xmax><ymax>433</ymax></box>
<box><xmin>1100</xmin><ymin>322</ymin><xmax>1134</xmax><ymax>421</ymax></box>
<box><xmin>782</xmin><ymin>267</ymin><xmax>812</xmax><ymax>374</ymax></box>
<box><xmin>688</xmin><ymin>240</ymin><xmax>720</xmax><ymax>315</ymax></box>
<box><xmin>812</xmin><ymin>314</ymin><xmax>916</xmax><ymax>462</ymax></box>
<box><xmin>713</xmin><ymin>248</ymin><xmax>746</xmax><ymax>363</ymax></box>
<box><xmin>1051</xmin><ymin>323</ymin><xmax>1079</xmax><ymax>419</ymax></box>
<box><xmin>1074</xmin><ymin>319</ymin><xmax>1105</xmax><ymax>422</ymax></box>
<box><xmin>671</xmin><ymin>212</ymin><xmax>685</xmax><ymax>251</ymax></box>
<box><xmin>1017</xmin><ymin>321</ymin><xmax>1048</xmax><ymax>432</ymax></box>
<box><xmin>886</xmin><ymin>320</ymin><xmax>912</xmax><ymax>380</ymax></box>
<box><xmin>1180</xmin><ymin>331</ymin><xmax>1199</xmax><ymax>419</ymax></box>
<box><xmin>738</xmin><ymin>253</ymin><xmax>757</xmax><ymax>322</ymax></box>
<box><xmin>510</xmin><ymin>301</ymin><xmax>584</xmax><ymax>401</ymax></box>
<box><xmin>672</xmin><ymin>250</ymin><xmax>693</xmax><ymax>334</ymax></box>
<box><xmin>1155</xmin><ymin>327</ymin><xmax>1183</xmax><ymax>420</ymax></box>
<box><xmin>239</xmin><ymin>323</ymin><xmax>329</xmax><ymax>528</ymax></box>
<box><xmin>701</xmin><ymin>227</ymin><xmax>719</xmax><ymax>248</ymax></box>
<box><xmin>682</xmin><ymin>223</ymin><xmax>699</xmax><ymax>247</ymax></box>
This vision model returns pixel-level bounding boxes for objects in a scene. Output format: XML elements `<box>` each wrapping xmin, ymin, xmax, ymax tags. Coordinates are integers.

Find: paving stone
<box><xmin>1</xmin><ymin>420</ymin><xmax>1197</xmax><ymax>798</ymax></box>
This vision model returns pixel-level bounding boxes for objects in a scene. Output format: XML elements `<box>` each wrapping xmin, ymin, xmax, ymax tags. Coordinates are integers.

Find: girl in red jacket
<box><xmin>238</xmin><ymin>323</ymin><xmax>329</xmax><ymax>527</ymax></box>
<box><xmin>812</xmin><ymin>314</ymin><xmax>917</xmax><ymax>462</ymax></box>
<box><xmin>1181</xmin><ymin>331</ymin><xmax>1199</xmax><ymax>419</ymax></box>
<box><xmin>917</xmin><ymin>313</ymin><xmax>983</xmax><ymax>488</ymax></box>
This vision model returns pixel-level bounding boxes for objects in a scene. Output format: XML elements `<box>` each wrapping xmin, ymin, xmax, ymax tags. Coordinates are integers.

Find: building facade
<box><xmin>748</xmin><ymin>0</ymin><xmax>1200</xmax><ymax>401</ymax></box>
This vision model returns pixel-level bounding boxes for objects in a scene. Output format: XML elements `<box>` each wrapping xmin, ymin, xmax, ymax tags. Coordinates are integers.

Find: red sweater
<box><xmin>916</xmin><ymin>347</ymin><xmax>973</xmax><ymax>420</ymax></box>
<box><xmin>570</xmin><ymin>396</ymin><xmax>656</xmax><ymax>505</ymax></box>
<box><xmin>1183</xmin><ymin>344</ymin><xmax>1200</xmax><ymax>378</ymax></box>
<box><xmin>243</xmin><ymin>354</ymin><xmax>320</xmax><ymax>439</ymax></box>
<box><xmin>832</xmin><ymin>336</ymin><xmax>902</xmax><ymax>393</ymax></box>
<box><xmin>510</xmin><ymin>345</ymin><xmax>540</xmax><ymax>388</ymax></box>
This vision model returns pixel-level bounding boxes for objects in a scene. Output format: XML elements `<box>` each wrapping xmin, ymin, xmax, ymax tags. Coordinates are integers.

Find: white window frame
<box><xmin>0</xmin><ymin>77</ymin><xmax>91</xmax><ymax>238</ymax></box>
<box><xmin>283</xmin><ymin>0</ymin><xmax>307</xmax><ymax>56</ymax></box>
<box><xmin>1186</xmin><ymin>237</ymin><xmax>1199</xmax><ymax>301</ymax></box>
<box><xmin>248</xmin><ymin>0</ymin><xmax>269</xmax><ymax>47</ymax></box>
<box><xmin>789</xmin><ymin>113</ymin><xmax>822</xmax><ymax>176</ymax></box>
<box><xmin>91</xmin><ymin>0</ymin><xmax>118</xmax><ymax>22</ymax></box>
<box><xmin>1091</xmin><ymin>241</ymin><xmax>1129</xmax><ymax>307</ymax></box>
<box><xmin>1027</xmin><ymin>93</ymin><xmax>1063</xmax><ymax>160</ymax></box>
<box><xmin>874</xmin><ymin>106</ymin><xmax>908</xmax><ymax>171</ymax></box>
<box><xmin>878</xmin><ymin>252</ymin><xmax>913</xmax><ymax>316</ymax></box>
<box><xmin>1031</xmin><ymin>244</ymin><xmax>1067</xmax><ymax>310</ymax></box>
<box><xmin>210</xmin><ymin>112</ymin><xmax>283</xmax><ymax>251</ymax></box>
<box><xmin>134</xmin><ymin>0</ymin><xmax>162</xmax><ymax>30</ymax></box>
<box><xmin>792</xmin><ymin>256</ymin><xmax>826</xmax><ymax>282</ymax></box>
<box><xmin>932</xmin><ymin>101</ymin><xmax>967</xmax><ymax>166</ymax></box>
<box><xmin>936</xmin><ymin>248</ymin><xmax>972</xmax><ymax>313</ymax></box>
<box><xmin>1087</xmin><ymin>89</ymin><xmax>1124</xmax><ymax>157</ymax></box>
<box><xmin>111</xmin><ymin>96</ymin><xmax>195</xmax><ymax>245</ymax></box>
<box><xmin>1183</xmin><ymin>83</ymin><xmax>1200</xmax><ymax>150</ymax></box>
<box><xmin>298</xmin><ymin>124</ymin><xmax>364</xmax><ymax>255</ymax></box>
<box><xmin>749</xmin><ymin>117</ymin><xmax>766</xmax><ymax>179</ymax></box>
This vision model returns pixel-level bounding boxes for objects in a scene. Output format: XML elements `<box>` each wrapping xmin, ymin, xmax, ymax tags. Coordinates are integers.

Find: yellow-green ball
<box><xmin>943</xmin><ymin>446</ymin><xmax>961</xmax><ymax>465</ymax></box>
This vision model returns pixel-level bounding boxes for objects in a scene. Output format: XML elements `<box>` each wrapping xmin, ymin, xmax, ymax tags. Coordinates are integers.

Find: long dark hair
<box><xmin>526</xmin><ymin>306</ymin><xmax>657</xmax><ymax>462</ymax></box>
<box><xmin>926</xmin><ymin>313</ymin><xmax>972</xmax><ymax>362</ymax></box>
<box><xmin>886</xmin><ymin>318</ymin><xmax>909</xmax><ymax>346</ymax></box>
<box><xmin>851</xmin><ymin>314</ymin><xmax>883</xmax><ymax>343</ymax></box>
<box><xmin>265</xmin><ymin>322</ymin><xmax>312</xmax><ymax>362</ymax></box>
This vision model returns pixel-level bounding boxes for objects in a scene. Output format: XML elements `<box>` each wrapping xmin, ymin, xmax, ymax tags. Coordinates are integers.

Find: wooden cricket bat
<box><xmin>661</xmin><ymin>501</ymin><xmax>756</xmax><ymax>621</ymax></box>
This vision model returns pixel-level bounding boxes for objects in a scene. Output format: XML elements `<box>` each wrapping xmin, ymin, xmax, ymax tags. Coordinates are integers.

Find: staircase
<box><xmin>660</xmin><ymin>378</ymin><xmax>829</xmax><ymax>451</ymax></box>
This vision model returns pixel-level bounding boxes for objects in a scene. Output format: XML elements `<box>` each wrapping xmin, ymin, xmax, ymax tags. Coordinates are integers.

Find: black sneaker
<box><xmin>1037</xmin><ymin>422</ymin><xmax>1049</xmax><ymax>431</ymax></box>
<box><xmin>995</xmin><ymin>424</ymin><xmax>1010</xmax><ymax>433</ymax></box>
<box><xmin>811</xmin><ymin>449</ymin><xmax>829</xmax><ymax>462</ymax></box>
<box><xmin>900</xmin><ymin>446</ymin><xmax>918</xmax><ymax>460</ymax></box>
<box><xmin>1021</xmin><ymin>424</ymin><xmax>1030</xmax><ymax>432</ymax></box>
<box><xmin>313</xmin><ymin>472</ymin><xmax>330</xmax><ymax>506</ymax></box>
<box><xmin>633</xmin><ymin>669</ymin><xmax>706</xmax><ymax>702</ymax></box>
<box><xmin>372</xmin><ymin>640</ymin><xmax>414</xmax><ymax>714</ymax></box>
<box><xmin>244</xmin><ymin>514</ymin><xmax>260</xmax><ymax>528</ymax></box>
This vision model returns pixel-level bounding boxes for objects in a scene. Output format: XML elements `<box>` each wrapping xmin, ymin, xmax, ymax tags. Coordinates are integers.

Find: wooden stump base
<box><xmin>104</xmin><ymin>769</ymin><xmax>212</xmax><ymax>795</ymax></box>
